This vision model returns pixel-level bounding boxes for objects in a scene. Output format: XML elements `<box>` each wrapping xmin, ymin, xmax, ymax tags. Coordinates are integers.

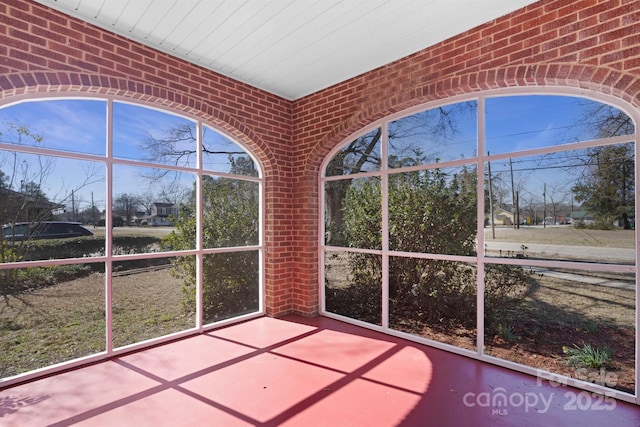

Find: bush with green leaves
<box><xmin>13</xmin><ymin>235</ymin><xmax>161</xmax><ymax>261</ymax></box>
<box><xmin>163</xmin><ymin>174</ymin><xmax>259</xmax><ymax>322</ymax></box>
<box><xmin>563</xmin><ymin>342</ymin><xmax>612</xmax><ymax>369</ymax></box>
<box><xmin>326</xmin><ymin>167</ymin><xmax>533</xmax><ymax>327</ymax></box>
<box><xmin>1</xmin><ymin>263</ymin><xmax>94</xmax><ymax>295</ymax></box>
<box><xmin>0</xmin><ymin>235</ymin><xmax>162</xmax><ymax>296</ymax></box>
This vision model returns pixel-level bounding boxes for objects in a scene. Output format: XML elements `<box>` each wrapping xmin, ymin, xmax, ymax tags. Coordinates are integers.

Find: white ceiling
<box><xmin>34</xmin><ymin>0</ymin><xmax>539</xmax><ymax>100</ymax></box>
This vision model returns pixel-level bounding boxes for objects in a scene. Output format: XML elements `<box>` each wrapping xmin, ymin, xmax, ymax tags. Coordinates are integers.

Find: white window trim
<box><xmin>0</xmin><ymin>94</ymin><xmax>265</xmax><ymax>388</ymax></box>
<box><xmin>319</xmin><ymin>87</ymin><xmax>640</xmax><ymax>405</ymax></box>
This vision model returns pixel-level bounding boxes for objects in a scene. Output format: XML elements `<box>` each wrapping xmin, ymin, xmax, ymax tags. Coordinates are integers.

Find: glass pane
<box><xmin>324</xmin><ymin>176</ymin><xmax>381</xmax><ymax>249</ymax></box>
<box><xmin>202</xmin><ymin>251</ymin><xmax>260</xmax><ymax>324</ymax></box>
<box><xmin>112</xmin><ymin>164</ymin><xmax>194</xmax><ymax>252</ymax></box>
<box><xmin>484</xmin><ymin>265</ymin><xmax>635</xmax><ymax>394</ymax></box>
<box><xmin>203</xmin><ymin>126</ymin><xmax>257</xmax><ymax>176</ymax></box>
<box><xmin>485</xmin><ymin>95</ymin><xmax>634</xmax><ymax>154</ymax></box>
<box><xmin>389</xmin><ymin>166</ymin><xmax>477</xmax><ymax>255</ymax></box>
<box><xmin>0</xmin><ymin>151</ymin><xmax>105</xmax><ymax>262</ymax></box>
<box><xmin>325</xmin><ymin>128</ymin><xmax>382</xmax><ymax>176</ymax></box>
<box><xmin>389</xmin><ymin>258</ymin><xmax>476</xmax><ymax>350</ymax></box>
<box><xmin>113</xmin><ymin>102</ymin><xmax>197</xmax><ymax>166</ymax></box>
<box><xmin>484</xmin><ymin>144</ymin><xmax>635</xmax><ymax>264</ymax></box>
<box><xmin>388</xmin><ymin>101</ymin><xmax>477</xmax><ymax>166</ymax></box>
<box><xmin>112</xmin><ymin>256</ymin><xmax>196</xmax><ymax>348</ymax></box>
<box><xmin>200</xmin><ymin>176</ymin><xmax>259</xmax><ymax>249</ymax></box>
<box><xmin>0</xmin><ymin>262</ymin><xmax>105</xmax><ymax>377</ymax></box>
<box><xmin>325</xmin><ymin>250</ymin><xmax>382</xmax><ymax>325</ymax></box>
<box><xmin>0</xmin><ymin>99</ymin><xmax>107</xmax><ymax>156</ymax></box>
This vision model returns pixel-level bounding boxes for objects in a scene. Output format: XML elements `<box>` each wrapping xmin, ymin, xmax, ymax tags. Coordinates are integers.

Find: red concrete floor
<box><xmin>1</xmin><ymin>315</ymin><xmax>640</xmax><ymax>426</ymax></box>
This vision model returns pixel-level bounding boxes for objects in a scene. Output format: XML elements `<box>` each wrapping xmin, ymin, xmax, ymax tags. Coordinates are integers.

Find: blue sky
<box><xmin>0</xmin><ymin>99</ymin><xmax>254</xmax><ymax>213</ymax></box>
<box><xmin>0</xmin><ymin>95</ymin><xmax>632</xmax><ymax>214</ymax></box>
<box><xmin>0</xmin><ymin>99</ymin><xmax>106</xmax><ymax>155</ymax></box>
<box><xmin>484</xmin><ymin>95</ymin><xmax>633</xmax><ymax>207</ymax></box>
<box><xmin>385</xmin><ymin>95</ymin><xmax>614</xmax><ymax>166</ymax></box>
<box><xmin>377</xmin><ymin>94</ymin><xmax>632</xmax><ymax>211</ymax></box>
<box><xmin>485</xmin><ymin>95</ymin><xmax>603</xmax><ymax>154</ymax></box>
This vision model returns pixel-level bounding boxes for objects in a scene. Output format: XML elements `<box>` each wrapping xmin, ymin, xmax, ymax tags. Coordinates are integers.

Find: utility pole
<box><xmin>515</xmin><ymin>191</ymin><xmax>520</xmax><ymax>228</ymax></box>
<box><xmin>543</xmin><ymin>183</ymin><xmax>546</xmax><ymax>229</ymax></box>
<box><xmin>487</xmin><ymin>152</ymin><xmax>495</xmax><ymax>239</ymax></box>
<box><xmin>509</xmin><ymin>158</ymin><xmax>518</xmax><ymax>229</ymax></box>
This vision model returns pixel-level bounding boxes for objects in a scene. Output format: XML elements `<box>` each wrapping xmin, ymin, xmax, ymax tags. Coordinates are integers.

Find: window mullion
<box><xmin>381</xmin><ymin>122</ymin><xmax>389</xmax><ymax>330</ymax></box>
<box><xmin>476</xmin><ymin>96</ymin><xmax>486</xmax><ymax>358</ymax></box>
<box><xmin>196</xmin><ymin>121</ymin><xmax>204</xmax><ymax>331</ymax></box>
<box><xmin>105</xmin><ymin>98</ymin><xmax>114</xmax><ymax>355</ymax></box>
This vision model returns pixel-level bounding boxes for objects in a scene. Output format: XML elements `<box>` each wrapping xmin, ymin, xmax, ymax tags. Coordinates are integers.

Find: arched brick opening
<box><xmin>313</xmin><ymin>64</ymin><xmax>640</xmax><ymax>168</ymax></box>
<box><xmin>0</xmin><ymin>71</ymin><xmax>290</xmax><ymax>317</ymax></box>
<box><xmin>293</xmin><ymin>63</ymin><xmax>640</xmax><ymax>317</ymax></box>
<box><xmin>0</xmin><ymin>71</ymin><xmax>276</xmax><ymax>167</ymax></box>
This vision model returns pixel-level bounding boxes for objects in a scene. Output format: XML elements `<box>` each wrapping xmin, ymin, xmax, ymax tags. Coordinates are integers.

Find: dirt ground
<box><xmin>0</xmin><ymin>268</ymin><xmax>193</xmax><ymax>378</ymax></box>
<box><xmin>326</xmin><ymin>251</ymin><xmax>636</xmax><ymax>394</ymax></box>
<box><xmin>419</xmin><ymin>325</ymin><xmax>634</xmax><ymax>394</ymax></box>
<box><xmin>3</xmin><ymin>248</ymin><xmax>637</xmax><ymax>395</ymax></box>
<box><xmin>400</xmin><ymin>272</ymin><xmax>636</xmax><ymax>394</ymax></box>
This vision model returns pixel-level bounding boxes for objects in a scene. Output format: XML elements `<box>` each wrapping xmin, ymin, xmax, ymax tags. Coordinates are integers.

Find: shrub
<box><xmin>1</xmin><ymin>264</ymin><xmax>94</xmax><ymax>295</ymax></box>
<box><xmin>0</xmin><ymin>235</ymin><xmax>161</xmax><ymax>296</ymax></box>
<box><xmin>496</xmin><ymin>324</ymin><xmax>519</xmax><ymax>342</ymax></box>
<box><xmin>325</xmin><ymin>252</ymin><xmax>382</xmax><ymax>324</ymax></box>
<box><xmin>564</xmin><ymin>342</ymin><xmax>612</xmax><ymax>369</ymax></box>
<box><xmin>9</xmin><ymin>235</ymin><xmax>161</xmax><ymax>261</ymax></box>
<box><xmin>327</xmin><ymin>167</ymin><xmax>533</xmax><ymax>327</ymax></box>
<box><xmin>164</xmin><ymin>174</ymin><xmax>260</xmax><ymax>321</ymax></box>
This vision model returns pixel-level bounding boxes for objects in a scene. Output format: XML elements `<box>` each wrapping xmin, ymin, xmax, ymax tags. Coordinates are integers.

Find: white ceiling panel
<box><xmin>33</xmin><ymin>0</ymin><xmax>539</xmax><ymax>100</ymax></box>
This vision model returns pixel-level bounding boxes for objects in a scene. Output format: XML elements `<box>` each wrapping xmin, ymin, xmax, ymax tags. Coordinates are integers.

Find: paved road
<box><xmin>484</xmin><ymin>241</ymin><xmax>635</xmax><ymax>264</ymax></box>
<box><xmin>528</xmin><ymin>267</ymin><xmax>635</xmax><ymax>290</ymax></box>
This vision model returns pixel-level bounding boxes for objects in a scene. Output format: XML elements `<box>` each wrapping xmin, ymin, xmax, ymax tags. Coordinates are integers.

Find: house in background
<box><xmin>0</xmin><ymin>187</ymin><xmax>63</xmax><ymax>224</ymax></box>
<box><xmin>570</xmin><ymin>208</ymin><xmax>596</xmax><ymax>226</ymax></box>
<box><xmin>131</xmin><ymin>210</ymin><xmax>148</xmax><ymax>226</ymax></box>
<box><xmin>143</xmin><ymin>202</ymin><xmax>180</xmax><ymax>226</ymax></box>
<box><xmin>489</xmin><ymin>207</ymin><xmax>515</xmax><ymax>226</ymax></box>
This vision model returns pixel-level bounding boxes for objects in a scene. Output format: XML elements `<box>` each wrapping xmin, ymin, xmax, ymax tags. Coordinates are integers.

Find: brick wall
<box><xmin>0</xmin><ymin>0</ymin><xmax>295</xmax><ymax>317</ymax></box>
<box><xmin>290</xmin><ymin>0</ymin><xmax>640</xmax><ymax>315</ymax></box>
<box><xmin>1</xmin><ymin>0</ymin><xmax>639</xmax><ymax>317</ymax></box>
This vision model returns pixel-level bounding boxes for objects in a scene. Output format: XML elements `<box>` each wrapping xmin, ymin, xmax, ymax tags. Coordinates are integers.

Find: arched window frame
<box><xmin>0</xmin><ymin>94</ymin><xmax>265</xmax><ymax>386</ymax></box>
<box><xmin>319</xmin><ymin>87</ymin><xmax>640</xmax><ymax>404</ymax></box>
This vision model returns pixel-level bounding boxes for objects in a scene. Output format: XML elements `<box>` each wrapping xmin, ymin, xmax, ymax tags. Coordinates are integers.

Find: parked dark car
<box><xmin>2</xmin><ymin>221</ymin><xmax>94</xmax><ymax>241</ymax></box>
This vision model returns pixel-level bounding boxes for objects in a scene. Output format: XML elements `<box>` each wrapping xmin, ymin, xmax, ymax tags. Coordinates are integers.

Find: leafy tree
<box><xmin>113</xmin><ymin>193</ymin><xmax>141</xmax><ymax>226</ymax></box>
<box><xmin>76</xmin><ymin>204</ymin><xmax>100</xmax><ymax>225</ymax></box>
<box><xmin>0</xmin><ymin>169</ymin><xmax>8</xmax><ymax>188</ymax></box>
<box><xmin>163</xmin><ymin>156</ymin><xmax>259</xmax><ymax>322</ymax></box>
<box><xmin>388</xmin><ymin>168</ymin><xmax>478</xmax><ymax>325</ymax></box>
<box><xmin>135</xmin><ymin>121</ymin><xmax>261</xmax><ymax>322</ymax></box>
<box><xmin>326</xmin><ymin>102</ymin><xmax>476</xmax><ymax>246</ymax></box>
<box><xmin>325</xmin><ymin>129</ymin><xmax>382</xmax><ymax>246</ymax></box>
<box><xmin>327</xmin><ymin>165</ymin><xmax>531</xmax><ymax>327</ymax></box>
<box><xmin>571</xmin><ymin>104</ymin><xmax>635</xmax><ymax>228</ymax></box>
<box><xmin>572</xmin><ymin>143</ymin><xmax>634</xmax><ymax>228</ymax></box>
<box><xmin>21</xmin><ymin>181</ymin><xmax>46</xmax><ymax>200</ymax></box>
<box><xmin>388</xmin><ymin>168</ymin><xmax>477</xmax><ymax>255</ymax></box>
<box><xmin>326</xmin><ymin>101</ymin><xmax>532</xmax><ymax>327</ymax></box>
